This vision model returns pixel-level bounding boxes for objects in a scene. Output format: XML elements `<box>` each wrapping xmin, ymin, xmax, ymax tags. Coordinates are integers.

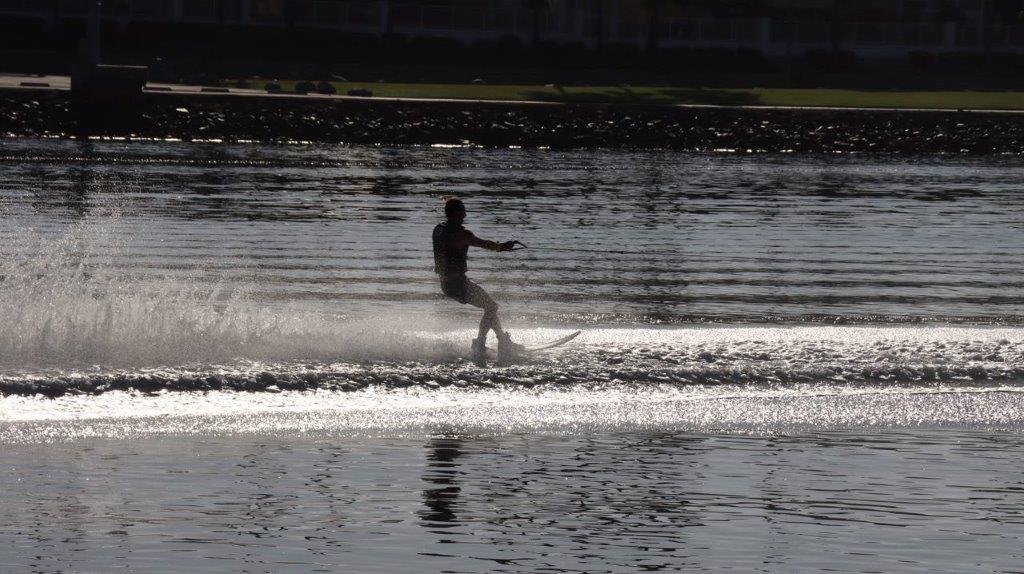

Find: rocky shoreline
<box><xmin>3</xmin><ymin>89</ymin><xmax>1023</xmax><ymax>153</ymax></box>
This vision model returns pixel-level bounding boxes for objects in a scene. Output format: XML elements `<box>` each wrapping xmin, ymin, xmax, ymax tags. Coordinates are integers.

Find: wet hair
<box><xmin>444</xmin><ymin>198</ymin><xmax>465</xmax><ymax>217</ymax></box>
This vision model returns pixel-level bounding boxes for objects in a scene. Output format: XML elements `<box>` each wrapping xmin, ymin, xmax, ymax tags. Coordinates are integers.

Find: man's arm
<box><xmin>460</xmin><ymin>229</ymin><xmax>510</xmax><ymax>251</ymax></box>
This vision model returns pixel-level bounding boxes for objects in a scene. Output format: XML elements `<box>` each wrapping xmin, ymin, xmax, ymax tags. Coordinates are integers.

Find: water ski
<box><xmin>470</xmin><ymin>331</ymin><xmax>581</xmax><ymax>364</ymax></box>
<box><xmin>524</xmin><ymin>330</ymin><xmax>581</xmax><ymax>352</ymax></box>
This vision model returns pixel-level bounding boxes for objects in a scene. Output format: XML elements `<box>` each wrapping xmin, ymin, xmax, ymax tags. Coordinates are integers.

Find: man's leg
<box><xmin>465</xmin><ymin>280</ymin><xmax>505</xmax><ymax>345</ymax></box>
<box><xmin>464</xmin><ymin>280</ymin><xmax>524</xmax><ymax>358</ymax></box>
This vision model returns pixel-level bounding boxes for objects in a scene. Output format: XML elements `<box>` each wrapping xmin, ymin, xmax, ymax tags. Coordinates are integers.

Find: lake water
<box><xmin>1</xmin><ymin>138</ymin><xmax>1024</xmax><ymax>572</ymax></box>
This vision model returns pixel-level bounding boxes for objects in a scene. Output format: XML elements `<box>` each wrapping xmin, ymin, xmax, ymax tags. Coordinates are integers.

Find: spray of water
<box><xmin>0</xmin><ymin>215</ymin><xmax>458</xmax><ymax>370</ymax></box>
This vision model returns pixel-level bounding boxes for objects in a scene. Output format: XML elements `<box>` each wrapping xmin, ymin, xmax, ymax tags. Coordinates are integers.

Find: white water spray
<box><xmin>0</xmin><ymin>216</ymin><xmax>459</xmax><ymax>369</ymax></box>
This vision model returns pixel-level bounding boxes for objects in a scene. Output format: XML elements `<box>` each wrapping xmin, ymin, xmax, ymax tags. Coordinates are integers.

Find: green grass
<box><xmin>228</xmin><ymin>79</ymin><xmax>1024</xmax><ymax>111</ymax></box>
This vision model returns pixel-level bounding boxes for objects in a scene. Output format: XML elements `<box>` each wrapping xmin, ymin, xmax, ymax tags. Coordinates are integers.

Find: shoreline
<box><xmin>3</xmin><ymin>88</ymin><xmax>1024</xmax><ymax>153</ymax></box>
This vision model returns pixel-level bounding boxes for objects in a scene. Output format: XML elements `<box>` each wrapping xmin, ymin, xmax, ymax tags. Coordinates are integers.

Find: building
<box><xmin>2</xmin><ymin>0</ymin><xmax>1024</xmax><ymax>58</ymax></box>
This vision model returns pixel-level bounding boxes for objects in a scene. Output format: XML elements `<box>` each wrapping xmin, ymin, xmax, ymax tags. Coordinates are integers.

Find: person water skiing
<box><xmin>433</xmin><ymin>198</ymin><xmax>525</xmax><ymax>358</ymax></box>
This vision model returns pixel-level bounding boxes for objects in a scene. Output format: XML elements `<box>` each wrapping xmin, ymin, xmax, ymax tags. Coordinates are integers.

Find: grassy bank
<box><xmin>231</xmin><ymin>79</ymin><xmax>1024</xmax><ymax>110</ymax></box>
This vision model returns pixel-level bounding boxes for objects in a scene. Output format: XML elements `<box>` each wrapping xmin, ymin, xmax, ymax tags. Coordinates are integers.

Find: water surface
<box><xmin>3</xmin><ymin>139</ymin><xmax>1022</xmax><ymax>325</ymax></box>
<box><xmin>2</xmin><ymin>139</ymin><xmax>1024</xmax><ymax>573</ymax></box>
<box><xmin>4</xmin><ymin>431</ymin><xmax>1024</xmax><ymax>573</ymax></box>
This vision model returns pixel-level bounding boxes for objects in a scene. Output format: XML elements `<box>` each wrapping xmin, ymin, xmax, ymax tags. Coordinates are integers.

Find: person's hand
<box><xmin>499</xmin><ymin>240</ymin><xmax>517</xmax><ymax>252</ymax></box>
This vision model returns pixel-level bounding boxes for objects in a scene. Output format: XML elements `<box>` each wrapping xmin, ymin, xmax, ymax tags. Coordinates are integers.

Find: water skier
<box><xmin>433</xmin><ymin>198</ymin><xmax>525</xmax><ymax>359</ymax></box>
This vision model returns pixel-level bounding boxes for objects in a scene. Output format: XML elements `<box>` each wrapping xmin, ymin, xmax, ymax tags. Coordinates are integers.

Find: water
<box><xmin>2</xmin><ymin>138</ymin><xmax>1024</xmax><ymax>572</ymax></box>
<box><xmin>4</xmin><ymin>139</ymin><xmax>1022</xmax><ymax>325</ymax></box>
<box><xmin>4</xmin><ymin>432</ymin><xmax>1024</xmax><ymax>573</ymax></box>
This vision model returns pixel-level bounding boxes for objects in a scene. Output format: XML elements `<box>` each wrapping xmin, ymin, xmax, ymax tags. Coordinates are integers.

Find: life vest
<box><xmin>432</xmin><ymin>221</ymin><xmax>468</xmax><ymax>277</ymax></box>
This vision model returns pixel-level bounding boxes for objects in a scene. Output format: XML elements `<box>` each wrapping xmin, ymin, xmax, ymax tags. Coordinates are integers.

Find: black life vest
<box><xmin>432</xmin><ymin>221</ymin><xmax>468</xmax><ymax>277</ymax></box>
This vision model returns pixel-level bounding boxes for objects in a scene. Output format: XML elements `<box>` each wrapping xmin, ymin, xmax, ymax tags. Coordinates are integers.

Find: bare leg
<box><xmin>466</xmin><ymin>280</ymin><xmax>507</xmax><ymax>346</ymax></box>
<box><xmin>477</xmin><ymin>301</ymin><xmax>506</xmax><ymax>345</ymax></box>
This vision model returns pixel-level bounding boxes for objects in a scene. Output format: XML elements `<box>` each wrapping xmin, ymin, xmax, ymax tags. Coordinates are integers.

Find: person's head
<box><xmin>444</xmin><ymin>198</ymin><xmax>466</xmax><ymax>223</ymax></box>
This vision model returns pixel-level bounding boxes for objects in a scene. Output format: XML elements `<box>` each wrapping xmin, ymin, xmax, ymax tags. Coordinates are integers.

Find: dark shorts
<box><xmin>439</xmin><ymin>275</ymin><xmax>495</xmax><ymax>309</ymax></box>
